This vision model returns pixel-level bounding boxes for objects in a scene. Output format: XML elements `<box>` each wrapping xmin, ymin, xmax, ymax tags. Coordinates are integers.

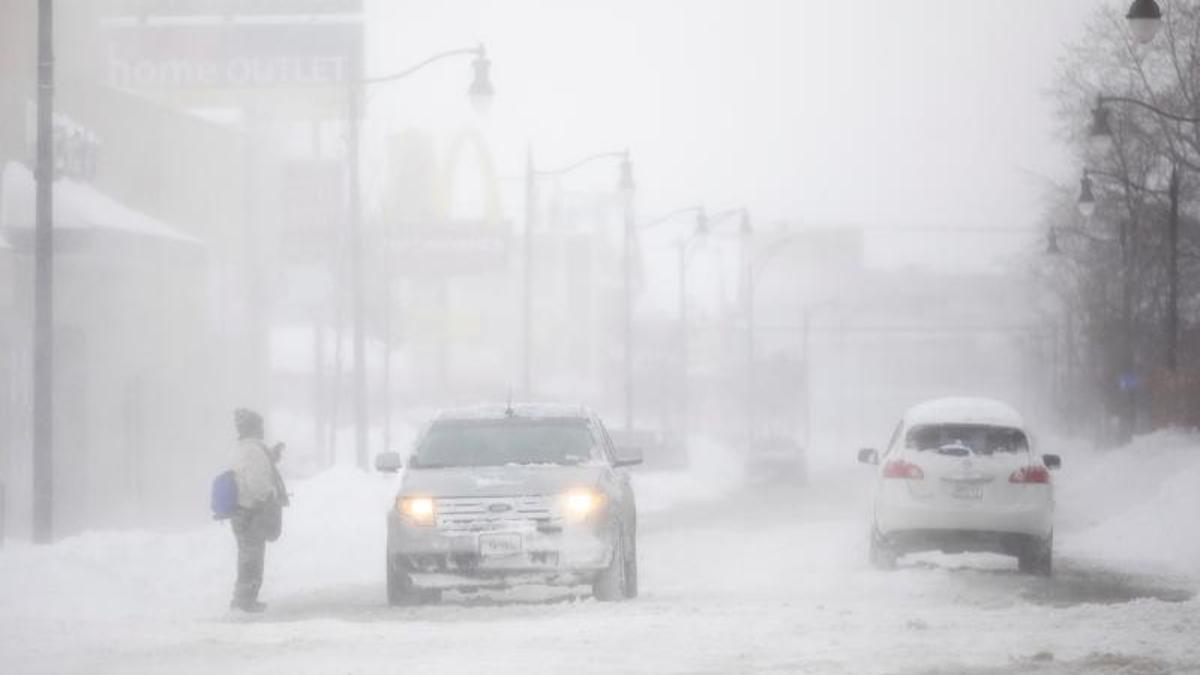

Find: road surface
<box><xmin>2</xmin><ymin>465</ymin><xmax>1195</xmax><ymax>674</ymax></box>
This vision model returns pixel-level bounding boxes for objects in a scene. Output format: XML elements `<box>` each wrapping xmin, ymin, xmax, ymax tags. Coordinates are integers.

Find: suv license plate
<box><xmin>949</xmin><ymin>484</ymin><xmax>983</xmax><ymax>501</ymax></box>
<box><xmin>479</xmin><ymin>533</ymin><xmax>523</xmax><ymax>558</ymax></box>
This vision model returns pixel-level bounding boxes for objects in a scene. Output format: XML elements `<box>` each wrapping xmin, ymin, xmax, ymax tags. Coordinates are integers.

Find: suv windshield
<box><xmin>412</xmin><ymin>419</ymin><xmax>598</xmax><ymax>468</ymax></box>
<box><xmin>906</xmin><ymin>424</ymin><xmax>1029</xmax><ymax>455</ymax></box>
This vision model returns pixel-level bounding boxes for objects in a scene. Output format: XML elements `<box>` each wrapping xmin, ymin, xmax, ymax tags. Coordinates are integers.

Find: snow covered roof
<box><xmin>434</xmin><ymin>403</ymin><xmax>592</xmax><ymax>423</ymax></box>
<box><xmin>0</xmin><ymin>162</ymin><xmax>202</xmax><ymax>246</ymax></box>
<box><xmin>903</xmin><ymin>397</ymin><xmax>1025</xmax><ymax>429</ymax></box>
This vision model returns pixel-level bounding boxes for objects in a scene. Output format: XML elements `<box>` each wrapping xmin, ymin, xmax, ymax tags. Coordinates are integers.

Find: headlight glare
<box><xmin>562</xmin><ymin>489</ymin><xmax>604</xmax><ymax>520</ymax></box>
<box><xmin>397</xmin><ymin>496</ymin><xmax>436</xmax><ymax>525</ymax></box>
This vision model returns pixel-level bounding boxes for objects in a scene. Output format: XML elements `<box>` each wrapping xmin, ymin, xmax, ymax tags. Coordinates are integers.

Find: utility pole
<box><xmin>32</xmin><ymin>0</ymin><xmax>55</xmax><ymax>544</ymax></box>
<box><xmin>801</xmin><ymin>308</ymin><xmax>811</xmax><ymax>452</ymax></box>
<box><xmin>1166</xmin><ymin>164</ymin><xmax>1180</xmax><ymax>372</ymax></box>
<box><xmin>341</xmin><ymin>45</ymin><xmax>491</xmax><ymax>467</ymax></box>
<box><xmin>621</xmin><ymin>159</ymin><xmax>636</xmax><ymax>432</ymax></box>
<box><xmin>522</xmin><ymin>146</ymin><xmax>536</xmax><ymax>398</ymax></box>
<box><xmin>742</xmin><ymin>229</ymin><xmax>755</xmax><ymax>452</ymax></box>
<box><xmin>346</xmin><ymin>84</ymin><xmax>368</xmax><ymax>469</ymax></box>
<box><xmin>1120</xmin><ymin>218</ymin><xmax>1136</xmax><ymax>444</ymax></box>
<box><xmin>677</xmin><ymin>241</ymin><xmax>689</xmax><ymax>442</ymax></box>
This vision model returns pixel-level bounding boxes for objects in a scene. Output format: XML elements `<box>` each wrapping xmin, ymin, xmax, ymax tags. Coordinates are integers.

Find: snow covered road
<box><xmin>2</xmin><ymin>437</ymin><xmax>1199</xmax><ymax>674</ymax></box>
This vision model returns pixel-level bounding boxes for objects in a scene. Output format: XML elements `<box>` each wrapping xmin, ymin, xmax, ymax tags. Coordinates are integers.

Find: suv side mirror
<box><xmin>613</xmin><ymin>446</ymin><xmax>644</xmax><ymax>468</ymax></box>
<box><xmin>374</xmin><ymin>452</ymin><xmax>403</xmax><ymax>473</ymax></box>
<box><xmin>857</xmin><ymin>448</ymin><xmax>880</xmax><ymax>466</ymax></box>
<box><xmin>1042</xmin><ymin>454</ymin><xmax>1062</xmax><ymax>470</ymax></box>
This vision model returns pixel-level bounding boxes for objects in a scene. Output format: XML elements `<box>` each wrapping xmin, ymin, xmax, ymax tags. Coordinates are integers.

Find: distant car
<box><xmin>375</xmin><ymin>404</ymin><xmax>642</xmax><ymax>604</ymax></box>
<box><xmin>745</xmin><ymin>436</ymin><xmax>806</xmax><ymax>485</ymax></box>
<box><xmin>609</xmin><ymin>429</ymin><xmax>688</xmax><ymax>471</ymax></box>
<box><xmin>857</xmin><ymin>397</ymin><xmax>1061</xmax><ymax>575</ymax></box>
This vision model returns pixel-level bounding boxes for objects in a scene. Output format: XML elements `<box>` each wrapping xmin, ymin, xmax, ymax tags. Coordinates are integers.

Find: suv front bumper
<box><xmin>387</xmin><ymin>512</ymin><xmax>615</xmax><ymax>589</ymax></box>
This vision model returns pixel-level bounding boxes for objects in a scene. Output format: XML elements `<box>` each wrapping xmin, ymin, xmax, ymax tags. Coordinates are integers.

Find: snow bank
<box><xmin>0</xmin><ymin>465</ymin><xmax>401</xmax><ymax>623</ymax></box>
<box><xmin>1056</xmin><ymin>430</ymin><xmax>1200</xmax><ymax>578</ymax></box>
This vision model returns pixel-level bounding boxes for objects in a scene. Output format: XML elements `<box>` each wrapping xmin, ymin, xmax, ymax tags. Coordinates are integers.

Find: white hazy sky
<box><xmin>366</xmin><ymin>0</ymin><xmax>1106</xmax><ymax>269</ymax></box>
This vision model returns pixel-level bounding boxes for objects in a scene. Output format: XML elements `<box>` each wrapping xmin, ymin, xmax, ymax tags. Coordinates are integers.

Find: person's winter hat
<box><xmin>234</xmin><ymin>408</ymin><xmax>264</xmax><ymax>439</ymax></box>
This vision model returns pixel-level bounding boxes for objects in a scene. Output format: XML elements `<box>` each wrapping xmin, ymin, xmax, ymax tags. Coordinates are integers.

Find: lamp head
<box><xmin>1089</xmin><ymin>104</ymin><xmax>1115</xmax><ymax>155</ymax></box>
<box><xmin>1127</xmin><ymin>0</ymin><xmax>1163</xmax><ymax>44</ymax></box>
<box><xmin>469</xmin><ymin>46</ymin><xmax>494</xmax><ymax>115</ymax></box>
<box><xmin>1077</xmin><ymin>172</ymin><xmax>1097</xmax><ymax>219</ymax></box>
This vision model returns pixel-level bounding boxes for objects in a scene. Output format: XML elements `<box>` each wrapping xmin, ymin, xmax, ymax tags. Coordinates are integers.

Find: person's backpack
<box><xmin>211</xmin><ymin>470</ymin><xmax>239</xmax><ymax>520</ymax></box>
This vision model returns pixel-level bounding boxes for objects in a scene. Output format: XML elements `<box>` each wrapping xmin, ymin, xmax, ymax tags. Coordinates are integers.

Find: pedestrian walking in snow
<box><xmin>228</xmin><ymin>408</ymin><xmax>288</xmax><ymax>613</ymax></box>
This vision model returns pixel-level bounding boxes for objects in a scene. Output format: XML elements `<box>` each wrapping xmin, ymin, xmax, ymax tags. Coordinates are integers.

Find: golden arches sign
<box><xmin>433</xmin><ymin>128</ymin><xmax>504</xmax><ymax>228</ymax></box>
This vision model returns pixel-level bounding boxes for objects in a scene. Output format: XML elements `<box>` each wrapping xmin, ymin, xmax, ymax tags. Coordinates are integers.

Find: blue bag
<box><xmin>211</xmin><ymin>470</ymin><xmax>239</xmax><ymax>520</ymax></box>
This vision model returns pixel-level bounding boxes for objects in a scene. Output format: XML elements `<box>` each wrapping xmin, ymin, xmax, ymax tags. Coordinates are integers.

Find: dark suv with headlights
<box><xmin>374</xmin><ymin>404</ymin><xmax>642</xmax><ymax>604</ymax></box>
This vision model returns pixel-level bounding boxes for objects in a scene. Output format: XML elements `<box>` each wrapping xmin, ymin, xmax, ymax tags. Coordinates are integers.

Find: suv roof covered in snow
<box><xmin>902</xmin><ymin>397</ymin><xmax>1025</xmax><ymax>429</ymax></box>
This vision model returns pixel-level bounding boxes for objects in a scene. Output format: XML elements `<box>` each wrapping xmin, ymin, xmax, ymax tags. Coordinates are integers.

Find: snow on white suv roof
<box><xmin>902</xmin><ymin>397</ymin><xmax>1025</xmax><ymax>430</ymax></box>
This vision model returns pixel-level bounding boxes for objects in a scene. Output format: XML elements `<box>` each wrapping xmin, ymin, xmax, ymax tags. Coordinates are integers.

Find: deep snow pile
<box><xmin>1054</xmin><ymin>430</ymin><xmax>1200</xmax><ymax>578</ymax></box>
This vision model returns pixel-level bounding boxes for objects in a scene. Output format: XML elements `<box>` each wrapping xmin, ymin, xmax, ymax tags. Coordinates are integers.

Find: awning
<box><xmin>1</xmin><ymin>161</ymin><xmax>203</xmax><ymax>246</ymax></box>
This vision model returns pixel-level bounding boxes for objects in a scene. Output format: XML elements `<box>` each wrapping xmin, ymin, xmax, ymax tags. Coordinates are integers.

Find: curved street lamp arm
<box><xmin>358</xmin><ymin>45</ymin><xmax>484</xmax><ymax>86</ymax></box>
<box><xmin>1099</xmin><ymin>95</ymin><xmax>1200</xmax><ymax>125</ymax></box>
<box><xmin>539</xmin><ymin>151</ymin><xmax>628</xmax><ymax>178</ymax></box>
<box><xmin>708</xmin><ymin>207</ymin><xmax>743</xmax><ymax>224</ymax></box>
<box><xmin>1085</xmin><ymin>167</ymin><xmax>1171</xmax><ymax>197</ymax></box>
<box><xmin>640</xmin><ymin>206</ymin><xmax>705</xmax><ymax>231</ymax></box>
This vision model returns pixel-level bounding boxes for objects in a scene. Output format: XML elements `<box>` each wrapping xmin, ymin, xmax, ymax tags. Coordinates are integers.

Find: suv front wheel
<box><xmin>387</xmin><ymin>556</ymin><xmax>442</xmax><ymax>606</ymax></box>
<box><xmin>593</xmin><ymin>526</ymin><xmax>631</xmax><ymax>601</ymax></box>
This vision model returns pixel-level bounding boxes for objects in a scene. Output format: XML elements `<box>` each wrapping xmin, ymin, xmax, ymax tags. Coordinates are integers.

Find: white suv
<box><xmin>375</xmin><ymin>404</ymin><xmax>642</xmax><ymax>604</ymax></box>
<box><xmin>858</xmin><ymin>398</ymin><xmax>1061</xmax><ymax>575</ymax></box>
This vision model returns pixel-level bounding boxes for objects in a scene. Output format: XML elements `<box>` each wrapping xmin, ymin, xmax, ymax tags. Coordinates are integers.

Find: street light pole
<box><xmin>621</xmin><ymin>160</ymin><xmax>636</xmax><ymax>432</ymax></box>
<box><xmin>346</xmin><ymin>84</ymin><xmax>368</xmax><ymax>469</ymax></box>
<box><xmin>675</xmin><ymin>213</ymin><xmax>709</xmax><ymax>447</ymax></box>
<box><xmin>32</xmin><ymin>0</ymin><xmax>55</xmax><ymax>544</ymax></box>
<box><xmin>522</xmin><ymin>146</ymin><xmax>536</xmax><ymax>398</ymax></box>
<box><xmin>742</xmin><ymin>224</ymin><xmax>755</xmax><ymax>452</ymax></box>
<box><xmin>1075</xmin><ymin>170</ymin><xmax>1142</xmax><ymax>443</ymax></box>
<box><xmin>1167</xmin><ymin>164</ymin><xmax>1180</xmax><ymax>371</ymax></box>
<box><xmin>344</xmin><ymin>45</ymin><xmax>491</xmax><ymax>468</ymax></box>
<box><xmin>522</xmin><ymin>150</ymin><xmax>630</xmax><ymax>399</ymax></box>
<box><xmin>635</xmin><ymin>205</ymin><xmax>708</xmax><ymax>437</ymax></box>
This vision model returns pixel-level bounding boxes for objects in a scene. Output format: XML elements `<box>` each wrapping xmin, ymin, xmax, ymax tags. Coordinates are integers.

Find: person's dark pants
<box><xmin>231</xmin><ymin>508</ymin><xmax>268</xmax><ymax>606</ymax></box>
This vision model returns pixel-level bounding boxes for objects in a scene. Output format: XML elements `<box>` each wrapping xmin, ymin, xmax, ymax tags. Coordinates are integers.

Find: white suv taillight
<box><xmin>882</xmin><ymin>459</ymin><xmax>925</xmax><ymax>480</ymax></box>
<box><xmin>1010</xmin><ymin>465</ymin><xmax>1050</xmax><ymax>484</ymax></box>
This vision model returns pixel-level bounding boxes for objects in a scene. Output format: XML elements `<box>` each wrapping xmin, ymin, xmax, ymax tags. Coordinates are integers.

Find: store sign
<box><xmin>103</xmin><ymin>22</ymin><xmax>361</xmax><ymax>89</ymax></box>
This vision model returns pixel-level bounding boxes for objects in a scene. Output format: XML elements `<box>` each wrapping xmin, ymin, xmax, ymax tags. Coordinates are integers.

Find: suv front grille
<box><xmin>435</xmin><ymin>496</ymin><xmax>557</xmax><ymax>531</ymax></box>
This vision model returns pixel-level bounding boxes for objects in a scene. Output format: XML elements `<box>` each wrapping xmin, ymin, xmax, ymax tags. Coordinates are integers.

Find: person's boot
<box><xmin>230</xmin><ymin>598</ymin><xmax>268</xmax><ymax>613</ymax></box>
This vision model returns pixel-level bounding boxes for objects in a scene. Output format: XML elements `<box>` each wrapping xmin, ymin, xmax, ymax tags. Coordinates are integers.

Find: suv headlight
<box><xmin>561</xmin><ymin>488</ymin><xmax>606</xmax><ymax>521</ymax></box>
<box><xmin>397</xmin><ymin>496</ymin><xmax>436</xmax><ymax>525</ymax></box>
